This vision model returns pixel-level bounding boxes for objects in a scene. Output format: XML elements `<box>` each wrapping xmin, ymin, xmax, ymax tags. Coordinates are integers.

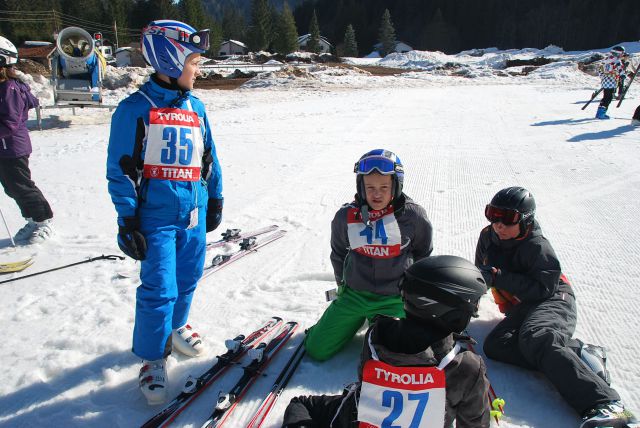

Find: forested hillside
<box><xmin>1</xmin><ymin>0</ymin><xmax>639</xmax><ymax>56</ymax></box>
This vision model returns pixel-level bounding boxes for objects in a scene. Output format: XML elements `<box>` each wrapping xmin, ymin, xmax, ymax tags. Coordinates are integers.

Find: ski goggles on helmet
<box><xmin>354</xmin><ymin>156</ymin><xmax>404</xmax><ymax>175</ymax></box>
<box><xmin>485</xmin><ymin>205</ymin><xmax>523</xmax><ymax>226</ymax></box>
<box><xmin>0</xmin><ymin>48</ymin><xmax>17</xmax><ymax>67</ymax></box>
<box><xmin>143</xmin><ymin>25</ymin><xmax>210</xmax><ymax>51</ymax></box>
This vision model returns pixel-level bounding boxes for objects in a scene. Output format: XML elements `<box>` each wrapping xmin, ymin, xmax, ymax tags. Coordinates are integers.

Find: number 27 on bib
<box><xmin>357</xmin><ymin>360</ymin><xmax>446</xmax><ymax>428</ymax></box>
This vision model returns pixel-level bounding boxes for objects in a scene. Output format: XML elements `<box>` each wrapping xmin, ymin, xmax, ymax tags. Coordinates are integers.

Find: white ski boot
<box><xmin>139</xmin><ymin>359</ymin><xmax>168</xmax><ymax>405</ymax></box>
<box><xmin>28</xmin><ymin>219</ymin><xmax>53</xmax><ymax>244</ymax></box>
<box><xmin>172</xmin><ymin>324</ymin><xmax>205</xmax><ymax>357</ymax></box>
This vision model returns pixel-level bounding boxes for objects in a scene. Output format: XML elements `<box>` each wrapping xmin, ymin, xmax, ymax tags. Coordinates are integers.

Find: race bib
<box><xmin>347</xmin><ymin>207</ymin><xmax>402</xmax><ymax>259</ymax></box>
<box><xmin>143</xmin><ymin>108</ymin><xmax>204</xmax><ymax>181</ymax></box>
<box><xmin>357</xmin><ymin>360</ymin><xmax>446</xmax><ymax>428</ymax></box>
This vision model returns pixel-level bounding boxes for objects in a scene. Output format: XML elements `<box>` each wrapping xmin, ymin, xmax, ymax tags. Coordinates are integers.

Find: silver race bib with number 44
<box><xmin>357</xmin><ymin>360</ymin><xmax>446</xmax><ymax>428</ymax></box>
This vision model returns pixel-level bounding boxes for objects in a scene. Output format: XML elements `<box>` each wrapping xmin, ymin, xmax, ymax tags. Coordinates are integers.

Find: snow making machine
<box><xmin>36</xmin><ymin>26</ymin><xmax>114</xmax><ymax>129</ymax></box>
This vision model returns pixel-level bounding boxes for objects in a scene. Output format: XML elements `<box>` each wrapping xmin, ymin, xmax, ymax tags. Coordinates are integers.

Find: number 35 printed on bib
<box><xmin>357</xmin><ymin>360</ymin><xmax>446</xmax><ymax>428</ymax></box>
<box><xmin>143</xmin><ymin>108</ymin><xmax>204</xmax><ymax>182</ymax></box>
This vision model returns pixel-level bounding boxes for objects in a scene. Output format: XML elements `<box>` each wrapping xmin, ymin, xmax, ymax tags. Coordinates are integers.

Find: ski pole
<box><xmin>0</xmin><ymin>207</ymin><xmax>16</xmax><ymax>248</ymax></box>
<box><xmin>0</xmin><ymin>254</ymin><xmax>124</xmax><ymax>285</ymax></box>
<box><xmin>246</xmin><ymin>339</ymin><xmax>306</xmax><ymax>428</ymax></box>
<box><xmin>464</xmin><ymin>333</ymin><xmax>505</xmax><ymax>425</ymax></box>
<box><xmin>581</xmin><ymin>88</ymin><xmax>603</xmax><ymax>111</ymax></box>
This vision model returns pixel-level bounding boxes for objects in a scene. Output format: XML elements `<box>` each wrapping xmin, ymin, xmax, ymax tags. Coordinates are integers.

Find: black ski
<box><xmin>140</xmin><ymin>317</ymin><xmax>283</xmax><ymax>428</ymax></box>
<box><xmin>246</xmin><ymin>339</ymin><xmax>306</xmax><ymax>428</ymax></box>
<box><xmin>616</xmin><ymin>61</ymin><xmax>639</xmax><ymax>108</ymax></box>
<box><xmin>200</xmin><ymin>321</ymin><xmax>299</xmax><ymax>428</ymax></box>
<box><xmin>581</xmin><ymin>88</ymin><xmax>603</xmax><ymax>110</ymax></box>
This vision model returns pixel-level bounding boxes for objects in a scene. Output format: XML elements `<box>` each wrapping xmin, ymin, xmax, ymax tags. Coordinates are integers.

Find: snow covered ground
<box><xmin>1</xmin><ymin>42</ymin><xmax>639</xmax><ymax>427</ymax></box>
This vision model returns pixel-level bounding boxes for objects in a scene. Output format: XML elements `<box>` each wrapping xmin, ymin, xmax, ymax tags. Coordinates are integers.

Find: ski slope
<box><xmin>0</xmin><ymin>46</ymin><xmax>639</xmax><ymax>427</ymax></box>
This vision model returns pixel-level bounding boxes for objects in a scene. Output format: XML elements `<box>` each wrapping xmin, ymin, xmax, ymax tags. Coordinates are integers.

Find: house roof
<box><xmin>297</xmin><ymin>34</ymin><xmax>332</xmax><ymax>46</ymax></box>
<box><xmin>222</xmin><ymin>39</ymin><xmax>247</xmax><ymax>48</ymax></box>
<box><xmin>18</xmin><ymin>45</ymin><xmax>57</xmax><ymax>59</ymax></box>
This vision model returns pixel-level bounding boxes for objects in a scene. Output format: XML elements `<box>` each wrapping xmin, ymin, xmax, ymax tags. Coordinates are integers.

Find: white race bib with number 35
<box><xmin>357</xmin><ymin>360</ymin><xmax>446</xmax><ymax>428</ymax></box>
<box><xmin>143</xmin><ymin>107</ymin><xmax>204</xmax><ymax>182</ymax></box>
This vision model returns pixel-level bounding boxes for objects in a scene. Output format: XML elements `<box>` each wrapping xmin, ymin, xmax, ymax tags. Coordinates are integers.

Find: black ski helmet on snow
<box><xmin>485</xmin><ymin>186</ymin><xmax>536</xmax><ymax>234</ymax></box>
<box><xmin>354</xmin><ymin>149</ymin><xmax>404</xmax><ymax>203</ymax></box>
<box><xmin>611</xmin><ymin>46</ymin><xmax>625</xmax><ymax>57</ymax></box>
<box><xmin>401</xmin><ymin>255</ymin><xmax>487</xmax><ymax>334</ymax></box>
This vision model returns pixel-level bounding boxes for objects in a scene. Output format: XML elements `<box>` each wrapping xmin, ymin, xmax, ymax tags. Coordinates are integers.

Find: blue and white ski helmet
<box><xmin>354</xmin><ymin>149</ymin><xmax>404</xmax><ymax>201</ymax></box>
<box><xmin>141</xmin><ymin>20</ymin><xmax>210</xmax><ymax>79</ymax></box>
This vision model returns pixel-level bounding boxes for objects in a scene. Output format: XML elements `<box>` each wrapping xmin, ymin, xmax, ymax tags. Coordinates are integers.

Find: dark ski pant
<box><xmin>0</xmin><ymin>155</ymin><xmax>53</xmax><ymax>222</ymax></box>
<box><xmin>483</xmin><ymin>285</ymin><xmax>619</xmax><ymax>414</ymax></box>
<box><xmin>633</xmin><ymin>105</ymin><xmax>640</xmax><ymax>121</ymax></box>
<box><xmin>598</xmin><ymin>88</ymin><xmax>615</xmax><ymax>109</ymax></box>
<box><xmin>283</xmin><ymin>391</ymin><xmax>354</xmax><ymax>428</ymax></box>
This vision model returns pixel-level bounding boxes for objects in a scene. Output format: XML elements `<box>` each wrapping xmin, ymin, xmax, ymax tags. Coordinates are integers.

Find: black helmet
<box><xmin>354</xmin><ymin>149</ymin><xmax>404</xmax><ymax>203</ymax></box>
<box><xmin>401</xmin><ymin>255</ymin><xmax>487</xmax><ymax>334</ymax></box>
<box><xmin>486</xmin><ymin>186</ymin><xmax>536</xmax><ymax>229</ymax></box>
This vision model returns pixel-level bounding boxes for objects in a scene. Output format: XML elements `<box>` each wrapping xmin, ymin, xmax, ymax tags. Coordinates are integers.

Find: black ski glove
<box><xmin>479</xmin><ymin>265</ymin><xmax>496</xmax><ymax>287</ymax></box>
<box><xmin>206</xmin><ymin>198</ymin><xmax>223</xmax><ymax>233</ymax></box>
<box><xmin>117</xmin><ymin>217</ymin><xmax>147</xmax><ymax>260</ymax></box>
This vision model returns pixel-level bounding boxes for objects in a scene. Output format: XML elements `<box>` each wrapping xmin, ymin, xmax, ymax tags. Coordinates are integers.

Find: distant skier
<box><xmin>304</xmin><ymin>149</ymin><xmax>433</xmax><ymax>361</ymax></box>
<box><xmin>595</xmin><ymin>46</ymin><xmax>626</xmax><ymax>120</ymax></box>
<box><xmin>106</xmin><ymin>20</ymin><xmax>223</xmax><ymax>405</ymax></box>
<box><xmin>616</xmin><ymin>52</ymin><xmax>631</xmax><ymax>100</ymax></box>
<box><xmin>477</xmin><ymin>186</ymin><xmax>636</xmax><ymax>428</ymax></box>
<box><xmin>283</xmin><ymin>256</ymin><xmax>490</xmax><ymax>428</ymax></box>
<box><xmin>0</xmin><ymin>36</ymin><xmax>54</xmax><ymax>244</ymax></box>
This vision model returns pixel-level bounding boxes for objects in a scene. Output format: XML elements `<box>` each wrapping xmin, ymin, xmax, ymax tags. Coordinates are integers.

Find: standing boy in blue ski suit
<box><xmin>106</xmin><ymin>20</ymin><xmax>223</xmax><ymax>405</ymax></box>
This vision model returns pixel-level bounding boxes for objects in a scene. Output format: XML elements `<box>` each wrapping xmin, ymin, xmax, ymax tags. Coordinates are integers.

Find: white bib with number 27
<box><xmin>357</xmin><ymin>360</ymin><xmax>446</xmax><ymax>428</ymax></box>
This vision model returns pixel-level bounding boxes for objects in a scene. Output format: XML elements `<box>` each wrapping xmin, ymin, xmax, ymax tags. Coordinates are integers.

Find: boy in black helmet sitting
<box><xmin>283</xmin><ymin>255</ymin><xmax>490</xmax><ymax>428</ymax></box>
<box><xmin>478</xmin><ymin>186</ymin><xmax>636</xmax><ymax>428</ymax></box>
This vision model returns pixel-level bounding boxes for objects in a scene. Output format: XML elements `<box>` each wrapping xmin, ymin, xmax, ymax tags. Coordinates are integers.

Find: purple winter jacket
<box><xmin>0</xmin><ymin>78</ymin><xmax>39</xmax><ymax>158</ymax></box>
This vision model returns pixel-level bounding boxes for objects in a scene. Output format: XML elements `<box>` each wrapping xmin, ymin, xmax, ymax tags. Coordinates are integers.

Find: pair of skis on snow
<box><xmin>117</xmin><ymin>225</ymin><xmax>286</xmax><ymax>279</ymax></box>
<box><xmin>141</xmin><ymin>316</ymin><xmax>305</xmax><ymax>428</ymax></box>
<box><xmin>202</xmin><ymin>225</ymin><xmax>287</xmax><ymax>279</ymax></box>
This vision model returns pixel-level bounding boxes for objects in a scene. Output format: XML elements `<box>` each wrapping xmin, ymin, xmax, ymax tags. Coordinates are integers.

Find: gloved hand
<box><xmin>117</xmin><ymin>216</ymin><xmax>147</xmax><ymax>260</ymax></box>
<box><xmin>479</xmin><ymin>265</ymin><xmax>497</xmax><ymax>287</ymax></box>
<box><xmin>206</xmin><ymin>198</ymin><xmax>223</xmax><ymax>232</ymax></box>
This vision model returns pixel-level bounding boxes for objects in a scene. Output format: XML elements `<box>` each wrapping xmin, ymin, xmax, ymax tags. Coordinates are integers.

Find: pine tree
<box><xmin>342</xmin><ymin>23</ymin><xmax>358</xmax><ymax>57</ymax></box>
<box><xmin>273</xmin><ymin>2</ymin><xmax>298</xmax><ymax>55</ymax></box>
<box><xmin>306</xmin><ymin>9</ymin><xmax>321</xmax><ymax>53</ymax></box>
<box><xmin>221</xmin><ymin>6</ymin><xmax>245</xmax><ymax>42</ymax></box>
<box><xmin>378</xmin><ymin>8</ymin><xmax>396</xmax><ymax>57</ymax></box>
<box><xmin>247</xmin><ymin>0</ymin><xmax>271</xmax><ymax>52</ymax></box>
<box><xmin>181</xmin><ymin>0</ymin><xmax>207</xmax><ymax>30</ymax></box>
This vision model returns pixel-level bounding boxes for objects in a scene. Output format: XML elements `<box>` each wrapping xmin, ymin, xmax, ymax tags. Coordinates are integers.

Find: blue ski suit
<box><xmin>106</xmin><ymin>77</ymin><xmax>222</xmax><ymax>360</ymax></box>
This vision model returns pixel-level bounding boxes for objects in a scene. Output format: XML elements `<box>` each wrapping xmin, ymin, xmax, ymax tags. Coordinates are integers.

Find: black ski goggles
<box><xmin>485</xmin><ymin>205</ymin><xmax>522</xmax><ymax>226</ymax></box>
<box><xmin>143</xmin><ymin>26</ymin><xmax>210</xmax><ymax>51</ymax></box>
<box><xmin>0</xmin><ymin>48</ymin><xmax>17</xmax><ymax>67</ymax></box>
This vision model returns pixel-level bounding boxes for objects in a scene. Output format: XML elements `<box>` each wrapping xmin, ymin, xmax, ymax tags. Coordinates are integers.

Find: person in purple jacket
<box><xmin>0</xmin><ymin>36</ymin><xmax>53</xmax><ymax>244</ymax></box>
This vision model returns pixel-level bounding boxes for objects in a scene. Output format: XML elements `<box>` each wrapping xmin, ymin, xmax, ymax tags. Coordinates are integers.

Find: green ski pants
<box><xmin>304</xmin><ymin>286</ymin><xmax>405</xmax><ymax>361</ymax></box>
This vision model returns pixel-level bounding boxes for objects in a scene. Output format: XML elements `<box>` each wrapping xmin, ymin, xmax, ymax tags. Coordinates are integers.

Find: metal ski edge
<box><xmin>246</xmin><ymin>340</ymin><xmax>306</xmax><ymax>428</ymax></box>
<box><xmin>200</xmin><ymin>321</ymin><xmax>299</xmax><ymax>428</ymax></box>
<box><xmin>206</xmin><ymin>225</ymin><xmax>280</xmax><ymax>249</ymax></box>
<box><xmin>201</xmin><ymin>230</ymin><xmax>288</xmax><ymax>278</ymax></box>
<box><xmin>140</xmin><ymin>317</ymin><xmax>284</xmax><ymax>428</ymax></box>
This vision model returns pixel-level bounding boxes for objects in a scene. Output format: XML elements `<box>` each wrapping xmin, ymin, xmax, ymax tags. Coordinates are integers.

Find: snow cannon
<box><xmin>50</xmin><ymin>26</ymin><xmax>104</xmax><ymax>106</ymax></box>
<box><xmin>56</xmin><ymin>26</ymin><xmax>97</xmax><ymax>77</ymax></box>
